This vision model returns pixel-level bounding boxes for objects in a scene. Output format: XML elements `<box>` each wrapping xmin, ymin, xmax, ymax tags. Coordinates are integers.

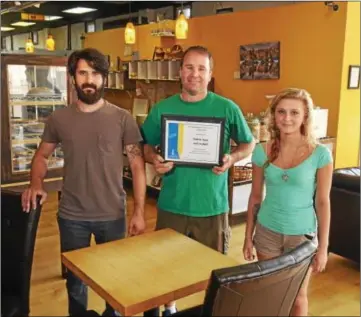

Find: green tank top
<box><xmin>252</xmin><ymin>143</ymin><xmax>333</xmax><ymax>235</ymax></box>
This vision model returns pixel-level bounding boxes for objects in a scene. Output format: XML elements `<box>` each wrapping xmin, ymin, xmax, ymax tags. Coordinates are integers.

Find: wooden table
<box><xmin>62</xmin><ymin>228</ymin><xmax>239</xmax><ymax>316</ymax></box>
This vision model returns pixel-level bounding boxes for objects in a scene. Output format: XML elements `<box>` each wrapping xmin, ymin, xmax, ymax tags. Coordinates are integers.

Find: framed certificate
<box><xmin>161</xmin><ymin>115</ymin><xmax>225</xmax><ymax>167</ymax></box>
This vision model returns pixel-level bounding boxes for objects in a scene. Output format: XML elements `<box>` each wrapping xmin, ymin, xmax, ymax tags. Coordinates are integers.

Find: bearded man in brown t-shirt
<box><xmin>21</xmin><ymin>48</ymin><xmax>146</xmax><ymax>316</ymax></box>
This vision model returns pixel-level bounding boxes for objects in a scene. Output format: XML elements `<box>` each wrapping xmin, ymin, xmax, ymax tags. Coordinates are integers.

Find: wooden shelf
<box><xmin>12</xmin><ymin>138</ymin><xmax>41</xmax><ymax>145</ymax></box>
<box><xmin>106</xmin><ymin>70</ymin><xmax>136</xmax><ymax>90</ymax></box>
<box><xmin>129</xmin><ymin>60</ymin><xmax>181</xmax><ymax>82</ymax></box>
<box><xmin>10</xmin><ymin>101</ymin><xmax>65</xmax><ymax>106</ymax></box>
<box><xmin>233</xmin><ymin>179</ymin><xmax>252</xmax><ymax>186</ymax></box>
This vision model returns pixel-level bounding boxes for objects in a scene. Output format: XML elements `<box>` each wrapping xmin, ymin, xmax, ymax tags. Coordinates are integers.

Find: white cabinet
<box><xmin>231</xmin><ymin>182</ymin><xmax>252</xmax><ymax>215</ymax></box>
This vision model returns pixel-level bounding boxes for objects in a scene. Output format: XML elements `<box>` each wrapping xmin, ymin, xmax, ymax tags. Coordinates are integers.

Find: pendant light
<box><xmin>175</xmin><ymin>2</ymin><xmax>188</xmax><ymax>39</ymax></box>
<box><xmin>125</xmin><ymin>22</ymin><xmax>136</xmax><ymax>44</ymax></box>
<box><xmin>124</xmin><ymin>1</ymin><xmax>136</xmax><ymax>44</ymax></box>
<box><xmin>46</xmin><ymin>34</ymin><xmax>55</xmax><ymax>51</ymax></box>
<box><xmin>25</xmin><ymin>15</ymin><xmax>34</xmax><ymax>53</ymax></box>
<box><xmin>25</xmin><ymin>37</ymin><xmax>34</xmax><ymax>53</ymax></box>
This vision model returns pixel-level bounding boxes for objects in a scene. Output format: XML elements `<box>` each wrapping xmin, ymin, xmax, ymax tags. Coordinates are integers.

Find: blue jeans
<box><xmin>57</xmin><ymin>216</ymin><xmax>126</xmax><ymax>316</ymax></box>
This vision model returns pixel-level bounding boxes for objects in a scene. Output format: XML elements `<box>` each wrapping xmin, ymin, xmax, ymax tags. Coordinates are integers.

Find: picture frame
<box><xmin>240</xmin><ymin>41</ymin><xmax>280</xmax><ymax>80</ymax></box>
<box><xmin>161</xmin><ymin>114</ymin><xmax>225</xmax><ymax>168</ymax></box>
<box><xmin>348</xmin><ymin>65</ymin><xmax>360</xmax><ymax>89</ymax></box>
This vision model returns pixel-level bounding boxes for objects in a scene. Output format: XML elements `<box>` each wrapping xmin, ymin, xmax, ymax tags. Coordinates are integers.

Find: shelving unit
<box><xmin>1</xmin><ymin>53</ymin><xmax>73</xmax><ymax>185</ymax></box>
<box><xmin>168</xmin><ymin>60</ymin><xmax>181</xmax><ymax>80</ymax></box>
<box><xmin>129</xmin><ymin>61</ymin><xmax>138</xmax><ymax>79</ymax></box>
<box><xmin>106</xmin><ymin>70</ymin><xmax>136</xmax><ymax>91</ymax></box>
<box><xmin>137</xmin><ymin>61</ymin><xmax>148</xmax><ymax>80</ymax></box>
<box><xmin>147</xmin><ymin>61</ymin><xmax>158</xmax><ymax>80</ymax></box>
<box><xmin>129</xmin><ymin>60</ymin><xmax>181</xmax><ymax>81</ymax></box>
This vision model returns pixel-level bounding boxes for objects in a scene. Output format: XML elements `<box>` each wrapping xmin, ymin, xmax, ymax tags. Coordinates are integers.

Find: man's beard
<box><xmin>75</xmin><ymin>82</ymin><xmax>104</xmax><ymax>105</ymax></box>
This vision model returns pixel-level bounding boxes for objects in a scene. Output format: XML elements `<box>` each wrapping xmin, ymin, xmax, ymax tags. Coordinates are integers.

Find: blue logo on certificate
<box><xmin>167</xmin><ymin>122</ymin><xmax>181</xmax><ymax>159</ymax></box>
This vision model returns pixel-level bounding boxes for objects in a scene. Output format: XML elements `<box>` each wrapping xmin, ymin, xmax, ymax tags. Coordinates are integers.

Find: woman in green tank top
<box><xmin>243</xmin><ymin>88</ymin><xmax>333</xmax><ymax>317</ymax></box>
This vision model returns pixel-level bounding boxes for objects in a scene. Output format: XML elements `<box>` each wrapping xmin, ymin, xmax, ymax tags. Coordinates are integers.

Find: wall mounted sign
<box><xmin>348</xmin><ymin>65</ymin><xmax>360</xmax><ymax>89</ymax></box>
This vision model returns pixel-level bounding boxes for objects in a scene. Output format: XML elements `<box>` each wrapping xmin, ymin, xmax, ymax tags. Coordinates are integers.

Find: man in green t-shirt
<box><xmin>141</xmin><ymin>45</ymin><xmax>255</xmax><ymax>317</ymax></box>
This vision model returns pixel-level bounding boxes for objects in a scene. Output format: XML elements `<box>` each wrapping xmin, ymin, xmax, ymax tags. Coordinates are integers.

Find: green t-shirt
<box><xmin>141</xmin><ymin>92</ymin><xmax>254</xmax><ymax>217</ymax></box>
<box><xmin>252</xmin><ymin>143</ymin><xmax>333</xmax><ymax>235</ymax></box>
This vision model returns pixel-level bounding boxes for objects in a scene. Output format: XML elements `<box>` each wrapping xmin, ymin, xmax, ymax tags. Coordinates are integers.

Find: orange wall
<box><xmin>85</xmin><ymin>2</ymin><xmax>348</xmax><ymax>139</ymax></box>
<box><xmin>335</xmin><ymin>2</ymin><xmax>360</xmax><ymax>168</ymax></box>
<box><xmin>84</xmin><ymin>24</ymin><xmax>162</xmax><ymax>65</ymax></box>
<box><xmin>172</xmin><ymin>2</ymin><xmax>347</xmax><ymax>138</ymax></box>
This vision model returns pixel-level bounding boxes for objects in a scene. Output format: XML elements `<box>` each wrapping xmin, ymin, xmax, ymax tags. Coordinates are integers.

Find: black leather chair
<box><xmin>1</xmin><ymin>190</ymin><xmax>42</xmax><ymax>317</ymax></box>
<box><xmin>329</xmin><ymin>167</ymin><xmax>360</xmax><ymax>263</ymax></box>
<box><xmin>172</xmin><ymin>238</ymin><xmax>317</xmax><ymax>317</ymax></box>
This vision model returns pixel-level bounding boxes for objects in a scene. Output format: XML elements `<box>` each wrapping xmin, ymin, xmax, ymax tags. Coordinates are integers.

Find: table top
<box><xmin>62</xmin><ymin>228</ymin><xmax>239</xmax><ymax>316</ymax></box>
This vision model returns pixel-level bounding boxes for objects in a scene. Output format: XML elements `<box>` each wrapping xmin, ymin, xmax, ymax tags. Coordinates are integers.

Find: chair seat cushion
<box><xmin>2</xmin><ymin>295</ymin><xmax>21</xmax><ymax>317</ymax></box>
<box><xmin>333</xmin><ymin>167</ymin><xmax>360</xmax><ymax>192</ymax></box>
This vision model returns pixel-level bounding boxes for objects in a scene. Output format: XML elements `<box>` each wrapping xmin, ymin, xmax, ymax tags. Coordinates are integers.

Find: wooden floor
<box><xmin>30</xmin><ymin>191</ymin><xmax>360</xmax><ymax>316</ymax></box>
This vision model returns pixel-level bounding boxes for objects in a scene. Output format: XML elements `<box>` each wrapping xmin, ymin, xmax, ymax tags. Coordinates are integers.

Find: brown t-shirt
<box><xmin>42</xmin><ymin>101</ymin><xmax>142</xmax><ymax>221</ymax></box>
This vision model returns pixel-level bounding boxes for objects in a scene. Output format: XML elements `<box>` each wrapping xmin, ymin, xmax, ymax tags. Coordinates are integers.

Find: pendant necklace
<box><xmin>279</xmin><ymin>141</ymin><xmax>303</xmax><ymax>182</ymax></box>
<box><xmin>281</xmin><ymin>170</ymin><xmax>289</xmax><ymax>182</ymax></box>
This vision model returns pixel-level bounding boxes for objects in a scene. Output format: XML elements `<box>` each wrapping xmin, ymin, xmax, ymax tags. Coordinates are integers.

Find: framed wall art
<box><xmin>347</xmin><ymin>65</ymin><xmax>360</xmax><ymax>89</ymax></box>
<box><xmin>240</xmin><ymin>41</ymin><xmax>280</xmax><ymax>80</ymax></box>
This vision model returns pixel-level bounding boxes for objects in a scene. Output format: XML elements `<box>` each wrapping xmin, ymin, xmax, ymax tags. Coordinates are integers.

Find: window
<box><xmin>86</xmin><ymin>21</ymin><xmax>95</xmax><ymax>33</ymax></box>
<box><xmin>177</xmin><ymin>6</ymin><xmax>191</xmax><ymax>19</ymax></box>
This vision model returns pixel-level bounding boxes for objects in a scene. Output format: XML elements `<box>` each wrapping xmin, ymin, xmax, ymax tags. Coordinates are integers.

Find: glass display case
<box><xmin>1</xmin><ymin>54</ymin><xmax>73</xmax><ymax>185</ymax></box>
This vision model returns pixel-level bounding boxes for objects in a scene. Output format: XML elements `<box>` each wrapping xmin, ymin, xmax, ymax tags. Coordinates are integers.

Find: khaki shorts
<box><xmin>156</xmin><ymin>209</ymin><xmax>231</xmax><ymax>254</ymax></box>
<box><xmin>253</xmin><ymin>222</ymin><xmax>318</xmax><ymax>258</ymax></box>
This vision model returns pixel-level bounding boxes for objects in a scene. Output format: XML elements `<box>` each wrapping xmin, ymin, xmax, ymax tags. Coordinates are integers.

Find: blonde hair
<box><xmin>265</xmin><ymin>88</ymin><xmax>317</xmax><ymax>166</ymax></box>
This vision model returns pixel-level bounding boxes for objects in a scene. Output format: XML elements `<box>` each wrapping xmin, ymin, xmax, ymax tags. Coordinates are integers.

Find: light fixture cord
<box><xmin>128</xmin><ymin>1</ymin><xmax>131</xmax><ymax>22</ymax></box>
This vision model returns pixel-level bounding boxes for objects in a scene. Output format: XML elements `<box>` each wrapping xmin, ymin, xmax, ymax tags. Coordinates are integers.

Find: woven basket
<box><xmin>234</xmin><ymin>162</ymin><xmax>252</xmax><ymax>181</ymax></box>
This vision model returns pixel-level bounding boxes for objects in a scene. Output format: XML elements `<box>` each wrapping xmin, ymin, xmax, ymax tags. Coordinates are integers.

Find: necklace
<box><xmin>279</xmin><ymin>141</ymin><xmax>304</xmax><ymax>182</ymax></box>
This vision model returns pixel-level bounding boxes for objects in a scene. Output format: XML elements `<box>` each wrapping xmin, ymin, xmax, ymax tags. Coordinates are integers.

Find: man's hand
<box><xmin>21</xmin><ymin>186</ymin><xmax>47</xmax><ymax>213</ymax></box>
<box><xmin>212</xmin><ymin>154</ymin><xmax>234</xmax><ymax>175</ymax></box>
<box><xmin>152</xmin><ymin>154</ymin><xmax>174</xmax><ymax>175</ymax></box>
<box><xmin>128</xmin><ymin>211</ymin><xmax>146</xmax><ymax>236</ymax></box>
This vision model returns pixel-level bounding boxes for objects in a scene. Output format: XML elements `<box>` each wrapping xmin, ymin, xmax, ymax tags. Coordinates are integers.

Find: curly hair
<box><xmin>67</xmin><ymin>48</ymin><xmax>109</xmax><ymax>79</ymax></box>
<box><xmin>264</xmin><ymin>88</ymin><xmax>317</xmax><ymax>167</ymax></box>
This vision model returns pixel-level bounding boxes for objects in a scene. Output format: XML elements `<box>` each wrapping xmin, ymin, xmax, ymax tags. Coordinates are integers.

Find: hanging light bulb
<box><xmin>25</xmin><ymin>37</ymin><xmax>34</xmax><ymax>53</ymax></box>
<box><xmin>175</xmin><ymin>11</ymin><xmax>188</xmax><ymax>39</ymax></box>
<box><xmin>46</xmin><ymin>34</ymin><xmax>55</xmax><ymax>51</ymax></box>
<box><xmin>124</xmin><ymin>22</ymin><xmax>136</xmax><ymax>44</ymax></box>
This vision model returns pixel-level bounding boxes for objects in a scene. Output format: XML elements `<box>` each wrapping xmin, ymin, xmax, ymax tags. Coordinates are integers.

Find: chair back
<box><xmin>202</xmin><ymin>238</ymin><xmax>317</xmax><ymax>316</ymax></box>
<box><xmin>1</xmin><ymin>190</ymin><xmax>42</xmax><ymax>316</ymax></box>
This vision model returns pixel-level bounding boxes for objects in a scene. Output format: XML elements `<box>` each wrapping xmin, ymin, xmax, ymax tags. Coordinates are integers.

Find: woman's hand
<box><xmin>243</xmin><ymin>237</ymin><xmax>256</xmax><ymax>261</ymax></box>
<box><xmin>311</xmin><ymin>248</ymin><xmax>328</xmax><ymax>273</ymax></box>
